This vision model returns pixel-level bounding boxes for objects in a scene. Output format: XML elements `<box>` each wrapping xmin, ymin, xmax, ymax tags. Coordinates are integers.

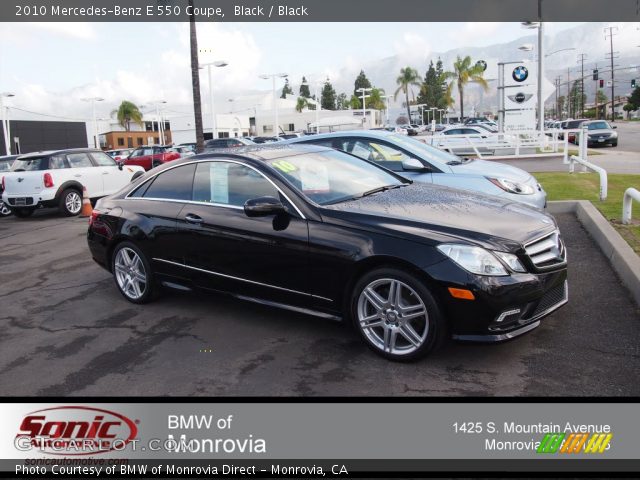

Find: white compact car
<box><xmin>1</xmin><ymin>148</ymin><xmax>145</xmax><ymax>217</ymax></box>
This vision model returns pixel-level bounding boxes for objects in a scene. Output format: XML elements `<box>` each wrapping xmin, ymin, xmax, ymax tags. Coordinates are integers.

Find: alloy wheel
<box><xmin>0</xmin><ymin>201</ymin><xmax>10</xmax><ymax>216</ymax></box>
<box><xmin>65</xmin><ymin>191</ymin><xmax>82</xmax><ymax>215</ymax></box>
<box><xmin>357</xmin><ymin>278</ymin><xmax>429</xmax><ymax>356</ymax></box>
<box><xmin>114</xmin><ymin>247</ymin><xmax>147</xmax><ymax>300</ymax></box>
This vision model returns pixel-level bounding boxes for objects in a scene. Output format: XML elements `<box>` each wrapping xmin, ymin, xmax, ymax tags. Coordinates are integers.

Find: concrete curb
<box><xmin>548</xmin><ymin>200</ymin><xmax>640</xmax><ymax>307</ymax></box>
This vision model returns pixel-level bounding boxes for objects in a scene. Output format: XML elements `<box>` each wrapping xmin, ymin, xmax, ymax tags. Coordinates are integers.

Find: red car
<box><xmin>123</xmin><ymin>146</ymin><xmax>181</xmax><ymax>171</ymax></box>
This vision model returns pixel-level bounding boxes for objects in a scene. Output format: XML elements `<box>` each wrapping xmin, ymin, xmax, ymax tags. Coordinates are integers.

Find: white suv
<box><xmin>1</xmin><ymin>148</ymin><xmax>145</xmax><ymax>218</ymax></box>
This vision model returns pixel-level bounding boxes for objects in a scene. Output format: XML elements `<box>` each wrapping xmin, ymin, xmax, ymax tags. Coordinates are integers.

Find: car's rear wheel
<box><xmin>59</xmin><ymin>188</ymin><xmax>82</xmax><ymax>216</ymax></box>
<box><xmin>351</xmin><ymin>267</ymin><xmax>445</xmax><ymax>361</ymax></box>
<box><xmin>112</xmin><ymin>242</ymin><xmax>155</xmax><ymax>304</ymax></box>
<box><xmin>0</xmin><ymin>201</ymin><xmax>12</xmax><ymax>217</ymax></box>
<box><xmin>12</xmin><ymin>208</ymin><xmax>35</xmax><ymax>218</ymax></box>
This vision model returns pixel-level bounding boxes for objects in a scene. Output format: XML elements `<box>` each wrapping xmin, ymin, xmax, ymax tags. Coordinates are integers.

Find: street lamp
<box><xmin>302</xmin><ymin>77</ymin><xmax>328</xmax><ymax>134</ymax></box>
<box><xmin>259</xmin><ymin>73</ymin><xmax>288</xmax><ymax>137</ymax></box>
<box><xmin>356</xmin><ymin>87</ymin><xmax>372</xmax><ymax>128</ymax></box>
<box><xmin>147</xmin><ymin>100</ymin><xmax>168</xmax><ymax>144</ymax></box>
<box><xmin>201</xmin><ymin>60</ymin><xmax>228</xmax><ymax>140</ymax></box>
<box><xmin>1</xmin><ymin>92</ymin><xmax>15</xmax><ymax>155</ymax></box>
<box><xmin>522</xmin><ymin>21</ymin><xmax>544</xmax><ymax>135</ymax></box>
<box><xmin>380</xmin><ymin>94</ymin><xmax>393</xmax><ymax>125</ymax></box>
<box><xmin>81</xmin><ymin>97</ymin><xmax>104</xmax><ymax>149</ymax></box>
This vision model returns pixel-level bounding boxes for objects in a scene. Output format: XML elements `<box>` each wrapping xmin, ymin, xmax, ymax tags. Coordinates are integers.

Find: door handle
<box><xmin>74</xmin><ymin>174</ymin><xmax>82</xmax><ymax>178</ymax></box>
<box><xmin>102</xmin><ymin>172</ymin><xmax>109</xmax><ymax>175</ymax></box>
<box><xmin>185</xmin><ymin>213</ymin><xmax>203</xmax><ymax>224</ymax></box>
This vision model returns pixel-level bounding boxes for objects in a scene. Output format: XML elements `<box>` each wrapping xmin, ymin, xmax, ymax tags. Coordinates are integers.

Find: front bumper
<box><xmin>425</xmin><ymin>261</ymin><xmax>568</xmax><ymax>341</ymax></box>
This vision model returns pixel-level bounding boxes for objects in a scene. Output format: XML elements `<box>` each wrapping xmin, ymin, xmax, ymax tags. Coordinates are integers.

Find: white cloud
<box><xmin>0</xmin><ymin>22</ymin><xmax>97</xmax><ymax>43</ymax></box>
<box><xmin>393</xmin><ymin>33</ymin><xmax>431</xmax><ymax>65</ymax></box>
<box><xmin>449</xmin><ymin>22</ymin><xmax>501</xmax><ymax>48</ymax></box>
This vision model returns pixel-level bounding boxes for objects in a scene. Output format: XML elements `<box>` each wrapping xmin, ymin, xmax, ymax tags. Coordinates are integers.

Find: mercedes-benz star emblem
<box><xmin>512</xmin><ymin>66</ymin><xmax>529</xmax><ymax>82</ymax></box>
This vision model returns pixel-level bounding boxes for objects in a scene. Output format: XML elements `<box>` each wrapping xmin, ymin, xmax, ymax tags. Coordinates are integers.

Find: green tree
<box><xmin>349</xmin><ymin>94</ymin><xmax>361</xmax><ymax>110</ymax></box>
<box><xmin>336</xmin><ymin>93</ymin><xmax>349</xmax><ymax>110</ymax></box>
<box><xmin>188</xmin><ymin>0</ymin><xmax>204</xmax><ymax>152</ymax></box>
<box><xmin>295</xmin><ymin>97</ymin><xmax>309</xmax><ymax>113</ymax></box>
<box><xmin>353</xmin><ymin>70</ymin><xmax>372</xmax><ymax>108</ymax></box>
<box><xmin>629</xmin><ymin>86</ymin><xmax>640</xmax><ymax>110</ymax></box>
<box><xmin>281</xmin><ymin>78</ymin><xmax>294</xmax><ymax>99</ymax></box>
<box><xmin>623</xmin><ymin>103</ymin><xmax>635</xmax><ymax>119</ymax></box>
<box><xmin>394</xmin><ymin>66</ymin><xmax>421</xmax><ymax>120</ymax></box>
<box><xmin>321</xmin><ymin>79</ymin><xmax>337</xmax><ymax>110</ymax></box>
<box><xmin>368</xmin><ymin>88</ymin><xmax>386</xmax><ymax>111</ymax></box>
<box><xmin>299</xmin><ymin>77</ymin><xmax>311</xmax><ymax>98</ymax></box>
<box><xmin>442</xmin><ymin>55</ymin><xmax>488</xmax><ymax>119</ymax></box>
<box><xmin>416</xmin><ymin>58</ymin><xmax>450</xmax><ymax>122</ymax></box>
<box><xmin>112</xmin><ymin>100</ymin><xmax>143</xmax><ymax>131</ymax></box>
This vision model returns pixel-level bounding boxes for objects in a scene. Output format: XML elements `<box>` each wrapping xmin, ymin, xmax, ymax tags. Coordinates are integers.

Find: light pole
<box><xmin>260</xmin><ymin>73</ymin><xmax>288</xmax><ymax>137</ymax></box>
<box><xmin>201</xmin><ymin>60</ymin><xmax>228</xmax><ymax>140</ymax></box>
<box><xmin>438</xmin><ymin>109</ymin><xmax>446</xmax><ymax>124</ymax></box>
<box><xmin>356</xmin><ymin>87</ymin><xmax>372</xmax><ymax>128</ymax></box>
<box><xmin>380</xmin><ymin>94</ymin><xmax>393</xmax><ymax>125</ymax></box>
<box><xmin>415</xmin><ymin>104</ymin><xmax>427</xmax><ymax>125</ymax></box>
<box><xmin>430</xmin><ymin>107</ymin><xmax>437</xmax><ymax>129</ymax></box>
<box><xmin>1</xmin><ymin>92</ymin><xmax>15</xmax><ymax>155</ymax></box>
<box><xmin>522</xmin><ymin>22</ymin><xmax>544</xmax><ymax>135</ymax></box>
<box><xmin>81</xmin><ymin>97</ymin><xmax>104</xmax><ymax>149</ymax></box>
<box><xmin>147</xmin><ymin>100</ymin><xmax>167</xmax><ymax>144</ymax></box>
<box><xmin>302</xmin><ymin>78</ymin><xmax>328</xmax><ymax>134</ymax></box>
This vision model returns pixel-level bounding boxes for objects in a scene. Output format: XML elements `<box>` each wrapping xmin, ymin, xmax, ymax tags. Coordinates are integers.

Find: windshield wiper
<box><xmin>447</xmin><ymin>157</ymin><xmax>473</xmax><ymax>165</ymax></box>
<box><xmin>359</xmin><ymin>183</ymin><xmax>408</xmax><ymax>198</ymax></box>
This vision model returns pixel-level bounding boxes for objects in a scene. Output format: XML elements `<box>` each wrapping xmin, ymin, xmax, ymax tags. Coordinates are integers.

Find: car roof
<box><xmin>192</xmin><ymin>143</ymin><xmax>333</xmax><ymax>163</ymax></box>
<box><xmin>285</xmin><ymin>129</ymin><xmax>398</xmax><ymax>143</ymax></box>
<box><xmin>15</xmin><ymin>148</ymin><xmax>102</xmax><ymax>159</ymax></box>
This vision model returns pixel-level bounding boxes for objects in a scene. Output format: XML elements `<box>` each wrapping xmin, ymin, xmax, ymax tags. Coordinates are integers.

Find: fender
<box><xmin>54</xmin><ymin>180</ymin><xmax>85</xmax><ymax>202</ymax></box>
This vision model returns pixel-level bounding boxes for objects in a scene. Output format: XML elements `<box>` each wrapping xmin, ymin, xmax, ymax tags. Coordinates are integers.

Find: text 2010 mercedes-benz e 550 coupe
<box><xmin>87</xmin><ymin>144</ymin><xmax>568</xmax><ymax>361</ymax></box>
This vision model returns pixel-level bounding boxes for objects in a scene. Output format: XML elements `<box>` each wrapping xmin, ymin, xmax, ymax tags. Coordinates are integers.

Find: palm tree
<box><xmin>442</xmin><ymin>56</ymin><xmax>488</xmax><ymax>120</ymax></box>
<box><xmin>295</xmin><ymin>97</ymin><xmax>309</xmax><ymax>113</ymax></box>
<box><xmin>394</xmin><ymin>67</ymin><xmax>421</xmax><ymax>121</ymax></box>
<box><xmin>111</xmin><ymin>101</ymin><xmax>143</xmax><ymax>131</ymax></box>
<box><xmin>188</xmin><ymin>0</ymin><xmax>204</xmax><ymax>152</ymax></box>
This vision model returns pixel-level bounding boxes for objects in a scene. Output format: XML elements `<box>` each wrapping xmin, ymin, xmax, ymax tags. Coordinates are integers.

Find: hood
<box><xmin>321</xmin><ymin>182</ymin><xmax>556</xmax><ymax>250</ymax></box>
<box><xmin>449</xmin><ymin>159</ymin><xmax>533</xmax><ymax>184</ymax></box>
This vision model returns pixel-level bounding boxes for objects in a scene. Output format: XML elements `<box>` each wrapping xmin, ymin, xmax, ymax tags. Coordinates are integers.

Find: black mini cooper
<box><xmin>87</xmin><ymin>144</ymin><xmax>567</xmax><ymax>361</ymax></box>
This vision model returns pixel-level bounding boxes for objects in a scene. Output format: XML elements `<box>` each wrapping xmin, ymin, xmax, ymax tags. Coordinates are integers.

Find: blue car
<box><xmin>285</xmin><ymin>130</ymin><xmax>546</xmax><ymax>209</ymax></box>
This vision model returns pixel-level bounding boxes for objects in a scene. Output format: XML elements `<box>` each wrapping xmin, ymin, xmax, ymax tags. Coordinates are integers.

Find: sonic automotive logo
<box><xmin>512</xmin><ymin>66</ymin><xmax>529</xmax><ymax>82</ymax></box>
<box><xmin>15</xmin><ymin>406</ymin><xmax>138</xmax><ymax>455</ymax></box>
<box><xmin>537</xmin><ymin>432</ymin><xmax>613</xmax><ymax>454</ymax></box>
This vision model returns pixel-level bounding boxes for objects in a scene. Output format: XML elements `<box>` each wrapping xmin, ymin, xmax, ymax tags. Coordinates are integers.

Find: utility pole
<box><xmin>605</xmin><ymin>26</ymin><xmax>618</xmax><ymax>122</ymax></box>
<box><xmin>594</xmin><ymin>63</ymin><xmax>599</xmax><ymax>120</ymax></box>
<box><xmin>567</xmin><ymin>67</ymin><xmax>571</xmax><ymax>118</ymax></box>
<box><xmin>577</xmin><ymin>53</ymin><xmax>587</xmax><ymax>117</ymax></box>
<box><xmin>554</xmin><ymin>76</ymin><xmax>560</xmax><ymax>118</ymax></box>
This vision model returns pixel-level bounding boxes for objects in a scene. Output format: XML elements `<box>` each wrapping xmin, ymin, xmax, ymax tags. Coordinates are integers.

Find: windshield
<box><xmin>265</xmin><ymin>149</ymin><xmax>406</xmax><ymax>205</ymax></box>
<box><xmin>588</xmin><ymin>121</ymin><xmax>610</xmax><ymax>130</ymax></box>
<box><xmin>11</xmin><ymin>157</ymin><xmax>48</xmax><ymax>171</ymax></box>
<box><xmin>387</xmin><ymin>134</ymin><xmax>473</xmax><ymax>165</ymax></box>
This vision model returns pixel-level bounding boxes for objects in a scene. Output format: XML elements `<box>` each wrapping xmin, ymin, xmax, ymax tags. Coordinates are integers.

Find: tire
<box><xmin>611</xmin><ymin>141</ymin><xmax>618</xmax><ymax>147</ymax></box>
<box><xmin>350</xmin><ymin>267</ymin><xmax>446</xmax><ymax>361</ymax></box>
<box><xmin>12</xmin><ymin>208</ymin><xmax>35</xmax><ymax>218</ymax></box>
<box><xmin>111</xmin><ymin>241</ymin><xmax>156</xmax><ymax>304</ymax></box>
<box><xmin>0</xmin><ymin>201</ymin><xmax>12</xmax><ymax>217</ymax></box>
<box><xmin>59</xmin><ymin>188</ymin><xmax>83</xmax><ymax>216</ymax></box>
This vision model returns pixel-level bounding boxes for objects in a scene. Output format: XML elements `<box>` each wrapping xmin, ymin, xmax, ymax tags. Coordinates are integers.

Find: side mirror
<box><xmin>244</xmin><ymin>196</ymin><xmax>286</xmax><ymax>217</ymax></box>
<box><xmin>613</xmin><ymin>125</ymin><xmax>618</xmax><ymax>129</ymax></box>
<box><xmin>402</xmin><ymin>158</ymin><xmax>430</xmax><ymax>172</ymax></box>
<box><xmin>117</xmin><ymin>162</ymin><xmax>123</xmax><ymax>171</ymax></box>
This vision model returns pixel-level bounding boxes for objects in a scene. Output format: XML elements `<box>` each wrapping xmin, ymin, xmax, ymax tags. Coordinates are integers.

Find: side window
<box><xmin>142</xmin><ymin>148</ymin><xmax>154</xmax><ymax>156</ymax></box>
<box><xmin>306</xmin><ymin>139</ymin><xmax>335</xmax><ymax>148</ymax></box>
<box><xmin>344</xmin><ymin>140</ymin><xmax>409</xmax><ymax>171</ymax></box>
<box><xmin>444</xmin><ymin>129</ymin><xmax>458</xmax><ymax>135</ymax></box>
<box><xmin>91</xmin><ymin>152</ymin><xmax>117</xmax><ymax>167</ymax></box>
<box><xmin>130</xmin><ymin>149</ymin><xmax>142</xmax><ymax>158</ymax></box>
<box><xmin>142</xmin><ymin>164</ymin><xmax>196</xmax><ymax>201</ymax></box>
<box><xmin>193</xmin><ymin>162</ymin><xmax>278</xmax><ymax>207</ymax></box>
<box><xmin>66</xmin><ymin>153</ymin><xmax>94</xmax><ymax>168</ymax></box>
<box><xmin>49</xmin><ymin>155</ymin><xmax>68</xmax><ymax>169</ymax></box>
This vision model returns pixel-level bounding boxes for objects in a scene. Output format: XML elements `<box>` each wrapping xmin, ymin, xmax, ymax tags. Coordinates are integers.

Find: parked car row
<box><xmin>545</xmin><ymin>118</ymin><xmax>618</xmax><ymax>147</ymax></box>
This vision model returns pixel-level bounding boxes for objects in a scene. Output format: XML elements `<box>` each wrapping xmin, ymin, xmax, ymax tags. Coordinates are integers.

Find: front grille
<box><xmin>588</xmin><ymin>133</ymin><xmax>611</xmax><ymax>140</ymax></box>
<box><xmin>530</xmin><ymin>281</ymin><xmax>568</xmax><ymax>318</ymax></box>
<box><xmin>8</xmin><ymin>197</ymin><xmax>34</xmax><ymax>206</ymax></box>
<box><xmin>524</xmin><ymin>230</ymin><xmax>566</xmax><ymax>269</ymax></box>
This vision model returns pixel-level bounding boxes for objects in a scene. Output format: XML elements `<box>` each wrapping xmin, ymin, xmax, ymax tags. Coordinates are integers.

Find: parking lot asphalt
<box><xmin>1</xmin><ymin>210</ymin><xmax>639</xmax><ymax>397</ymax></box>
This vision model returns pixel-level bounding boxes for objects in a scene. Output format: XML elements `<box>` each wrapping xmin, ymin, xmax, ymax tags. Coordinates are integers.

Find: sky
<box><xmin>0</xmin><ymin>21</ymin><xmax>628</xmax><ymax>121</ymax></box>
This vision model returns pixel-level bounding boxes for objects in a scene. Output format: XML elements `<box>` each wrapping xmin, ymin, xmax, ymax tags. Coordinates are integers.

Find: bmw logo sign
<box><xmin>512</xmin><ymin>66</ymin><xmax>528</xmax><ymax>82</ymax></box>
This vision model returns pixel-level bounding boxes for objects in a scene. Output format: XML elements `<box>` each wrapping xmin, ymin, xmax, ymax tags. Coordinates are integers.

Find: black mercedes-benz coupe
<box><xmin>87</xmin><ymin>144</ymin><xmax>568</xmax><ymax>361</ymax></box>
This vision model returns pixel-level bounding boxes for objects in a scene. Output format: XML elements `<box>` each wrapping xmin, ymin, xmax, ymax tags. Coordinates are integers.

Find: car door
<box><xmin>89</xmin><ymin>151</ymin><xmax>126</xmax><ymax>195</ymax></box>
<box><xmin>65</xmin><ymin>152</ymin><xmax>103</xmax><ymax>197</ymax></box>
<box><xmin>176</xmin><ymin>159</ymin><xmax>311</xmax><ymax>307</ymax></box>
<box><xmin>126</xmin><ymin>147</ymin><xmax>153</xmax><ymax>170</ymax></box>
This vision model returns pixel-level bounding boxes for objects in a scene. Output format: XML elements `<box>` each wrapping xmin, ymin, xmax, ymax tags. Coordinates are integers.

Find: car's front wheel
<box><xmin>351</xmin><ymin>267</ymin><xmax>445</xmax><ymax>361</ymax></box>
<box><xmin>59</xmin><ymin>188</ymin><xmax>82</xmax><ymax>216</ymax></box>
<box><xmin>112</xmin><ymin>241</ymin><xmax>155</xmax><ymax>304</ymax></box>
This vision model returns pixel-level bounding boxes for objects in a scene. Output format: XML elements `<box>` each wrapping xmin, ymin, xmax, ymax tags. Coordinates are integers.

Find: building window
<box><xmin>218</xmin><ymin>132</ymin><xmax>229</xmax><ymax>138</ymax></box>
<box><xmin>164</xmin><ymin>121</ymin><xmax>170</xmax><ymax>131</ymax></box>
<box><xmin>263</xmin><ymin>125</ymin><xmax>273</xmax><ymax>133</ymax></box>
<box><xmin>154</xmin><ymin>137</ymin><xmax>159</xmax><ymax>144</ymax></box>
<box><xmin>145</xmin><ymin>122</ymin><xmax>153</xmax><ymax>131</ymax></box>
<box><xmin>117</xmin><ymin>138</ymin><xmax>125</xmax><ymax>146</ymax></box>
<box><xmin>287</xmin><ymin>123</ymin><xmax>295</xmax><ymax>132</ymax></box>
<box><xmin>137</xmin><ymin>138</ymin><xmax>143</xmax><ymax>146</ymax></box>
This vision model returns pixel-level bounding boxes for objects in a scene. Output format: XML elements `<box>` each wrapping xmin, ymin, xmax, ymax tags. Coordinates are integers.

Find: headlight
<box><xmin>493</xmin><ymin>251</ymin><xmax>527</xmax><ymax>273</ymax></box>
<box><xmin>487</xmin><ymin>177</ymin><xmax>536</xmax><ymax>195</ymax></box>
<box><xmin>437</xmin><ymin>244</ymin><xmax>508</xmax><ymax>276</ymax></box>
<box><xmin>611</xmin><ymin>131</ymin><xmax>618</xmax><ymax>138</ymax></box>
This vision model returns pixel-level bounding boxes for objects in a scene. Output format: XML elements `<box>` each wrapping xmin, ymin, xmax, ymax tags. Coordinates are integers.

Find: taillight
<box><xmin>43</xmin><ymin>172</ymin><xmax>54</xmax><ymax>188</ymax></box>
<box><xmin>88</xmin><ymin>209</ymin><xmax>100</xmax><ymax>227</ymax></box>
<box><xmin>1</xmin><ymin>176</ymin><xmax>4</xmax><ymax>191</ymax></box>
